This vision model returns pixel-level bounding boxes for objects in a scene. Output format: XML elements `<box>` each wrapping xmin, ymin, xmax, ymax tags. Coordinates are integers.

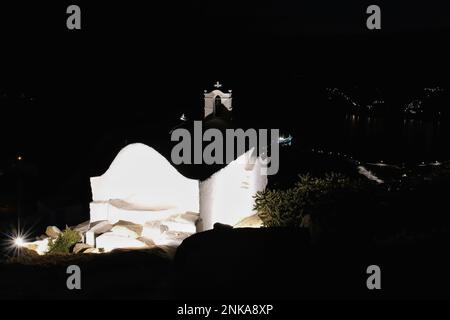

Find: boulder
<box><xmin>84</xmin><ymin>247</ymin><xmax>101</xmax><ymax>254</ymax></box>
<box><xmin>111</xmin><ymin>220</ymin><xmax>143</xmax><ymax>238</ymax></box>
<box><xmin>38</xmin><ymin>234</ymin><xmax>48</xmax><ymax>240</ymax></box>
<box><xmin>85</xmin><ymin>220</ymin><xmax>113</xmax><ymax>246</ymax></box>
<box><xmin>95</xmin><ymin>232</ymin><xmax>148</xmax><ymax>252</ymax></box>
<box><xmin>72</xmin><ymin>220</ymin><xmax>90</xmax><ymax>233</ymax></box>
<box><xmin>142</xmin><ymin>221</ymin><xmax>193</xmax><ymax>247</ymax></box>
<box><xmin>73</xmin><ymin>243</ymin><xmax>93</xmax><ymax>254</ymax></box>
<box><xmin>137</xmin><ymin>236</ymin><xmax>156</xmax><ymax>247</ymax></box>
<box><xmin>142</xmin><ymin>221</ymin><xmax>165</xmax><ymax>240</ymax></box>
<box><xmin>174</xmin><ymin>227</ymin><xmax>311</xmax><ymax>299</ymax></box>
<box><xmin>45</xmin><ymin>226</ymin><xmax>61</xmax><ymax>239</ymax></box>
<box><xmin>161</xmin><ymin>220</ymin><xmax>196</xmax><ymax>234</ymax></box>
<box><xmin>24</xmin><ymin>238</ymin><xmax>50</xmax><ymax>255</ymax></box>
<box><xmin>213</xmin><ymin>222</ymin><xmax>233</xmax><ymax>230</ymax></box>
<box><xmin>234</xmin><ymin>214</ymin><xmax>263</xmax><ymax>228</ymax></box>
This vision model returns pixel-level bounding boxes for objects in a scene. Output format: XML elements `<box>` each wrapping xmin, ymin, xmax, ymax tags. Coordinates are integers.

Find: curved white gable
<box><xmin>90</xmin><ymin>143</ymin><xmax>199</xmax><ymax>214</ymax></box>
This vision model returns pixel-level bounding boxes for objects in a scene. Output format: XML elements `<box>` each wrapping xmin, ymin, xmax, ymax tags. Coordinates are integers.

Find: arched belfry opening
<box><xmin>204</xmin><ymin>81</ymin><xmax>233</xmax><ymax>119</ymax></box>
<box><xmin>214</xmin><ymin>95</ymin><xmax>222</xmax><ymax>116</ymax></box>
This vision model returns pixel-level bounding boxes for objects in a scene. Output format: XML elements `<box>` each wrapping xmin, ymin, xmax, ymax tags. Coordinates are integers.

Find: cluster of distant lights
<box><xmin>326</xmin><ymin>88</ymin><xmax>360</xmax><ymax>107</ymax></box>
<box><xmin>311</xmin><ymin>148</ymin><xmax>355</xmax><ymax>161</ymax></box>
<box><xmin>326</xmin><ymin>88</ymin><xmax>387</xmax><ymax>111</ymax></box>
<box><xmin>310</xmin><ymin>147</ymin><xmax>444</xmax><ymax>169</ymax></box>
<box><xmin>404</xmin><ymin>99</ymin><xmax>423</xmax><ymax>114</ymax></box>
<box><xmin>328</xmin><ymin>87</ymin><xmax>447</xmax><ymax>115</ymax></box>
<box><xmin>424</xmin><ymin>87</ymin><xmax>444</xmax><ymax>94</ymax></box>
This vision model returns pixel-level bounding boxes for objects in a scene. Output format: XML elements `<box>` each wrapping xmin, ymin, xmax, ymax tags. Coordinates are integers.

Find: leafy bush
<box><xmin>47</xmin><ymin>226</ymin><xmax>81</xmax><ymax>255</ymax></box>
<box><xmin>254</xmin><ymin>173</ymin><xmax>368</xmax><ymax>228</ymax></box>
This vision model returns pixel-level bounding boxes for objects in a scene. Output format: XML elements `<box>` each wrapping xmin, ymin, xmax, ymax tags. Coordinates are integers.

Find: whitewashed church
<box><xmin>83</xmin><ymin>82</ymin><xmax>268</xmax><ymax>252</ymax></box>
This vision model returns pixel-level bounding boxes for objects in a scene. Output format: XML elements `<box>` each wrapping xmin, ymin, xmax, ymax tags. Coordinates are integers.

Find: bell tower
<box><xmin>204</xmin><ymin>81</ymin><xmax>232</xmax><ymax>118</ymax></box>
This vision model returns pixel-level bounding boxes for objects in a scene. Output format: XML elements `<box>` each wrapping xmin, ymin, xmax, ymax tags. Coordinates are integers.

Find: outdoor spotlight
<box><xmin>14</xmin><ymin>237</ymin><xmax>25</xmax><ymax>247</ymax></box>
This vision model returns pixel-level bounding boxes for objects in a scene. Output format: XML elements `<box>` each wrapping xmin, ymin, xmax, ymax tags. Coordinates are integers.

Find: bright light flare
<box><xmin>14</xmin><ymin>237</ymin><xmax>25</xmax><ymax>247</ymax></box>
<box><xmin>2</xmin><ymin>226</ymin><xmax>33</xmax><ymax>257</ymax></box>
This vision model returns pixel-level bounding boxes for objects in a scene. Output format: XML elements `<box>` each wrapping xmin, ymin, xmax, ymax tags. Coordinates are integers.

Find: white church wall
<box><xmin>198</xmin><ymin>150</ymin><xmax>268</xmax><ymax>231</ymax></box>
<box><xmin>89</xmin><ymin>143</ymin><xmax>200</xmax><ymax>225</ymax></box>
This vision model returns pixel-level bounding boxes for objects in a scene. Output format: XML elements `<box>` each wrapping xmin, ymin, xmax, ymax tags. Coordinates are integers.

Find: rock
<box><xmin>38</xmin><ymin>234</ymin><xmax>48</xmax><ymax>240</ymax></box>
<box><xmin>234</xmin><ymin>214</ymin><xmax>263</xmax><ymax>228</ymax></box>
<box><xmin>85</xmin><ymin>220</ymin><xmax>113</xmax><ymax>246</ymax></box>
<box><xmin>73</xmin><ymin>220</ymin><xmax>93</xmax><ymax>244</ymax></box>
<box><xmin>142</xmin><ymin>221</ymin><xmax>165</xmax><ymax>240</ymax></box>
<box><xmin>73</xmin><ymin>243</ymin><xmax>93</xmax><ymax>254</ymax></box>
<box><xmin>111</xmin><ymin>220</ymin><xmax>143</xmax><ymax>238</ymax></box>
<box><xmin>45</xmin><ymin>226</ymin><xmax>61</xmax><ymax>239</ymax></box>
<box><xmin>137</xmin><ymin>236</ymin><xmax>156</xmax><ymax>247</ymax></box>
<box><xmin>213</xmin><ymin>222</ymin><xmax>233</xmax><ymax>230</ymax></box>
<box><xmin>161</xmin><ymin>220</ymin><xmax>197</xmax><ymax>234</ymax></box>
<box><xmin>172</xmin><ymin>212</ymin><xmax>200</xmax><ymax>224</ymax></box>
<box><xmin>84</xmin><ymin>248</ymin><xmax>101</xmax><ymax>254</ymax></box>
<box><xmin>142</xmin><ymin>221</ymin><xmax>194</xmax><ymax>247</ymax></box>
<box><xmin>72</xmin><ymin>220</ymin><xmax>90</xmax><ymax>233</ymax></box>
<box><xmin>95</xmin><ymin>232</ymin><xmax>148</xmax><ymax>252</ymax></box>
<box><xmin>21</xmin><ymin>247</ymin><xmax>40</xmax><ymax>257</ymax></box>
<box><xmin>174</xmin><ymin>227</ymin><xmax>311</xmax><ymax>299</ymax></box>
<box><xmin>90</xmin><ymin>220</ymin><xmax>114</xmax><ymax>233</ymax></box>
<box><xmin>24</xmin><ymin>238</ymin><xmax>50</xmax><ymax>255</ymax></box>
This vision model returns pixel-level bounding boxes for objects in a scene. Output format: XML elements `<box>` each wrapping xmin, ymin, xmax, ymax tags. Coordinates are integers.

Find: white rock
<box><xmin>136</xmin><ymin>236</ymin><xmax>156</xmax><ymax>247</ymax></box>
<box><xmin>142</xmin><ymin>221</ymin><xmax>165</xmax><ymax>242</ymax></box>
<box><xmin>171</xmin><ymin>212</ymin><xmax>200</xmax><ymax>224</ymax></box>
<box><xmin>89</xmin><ymin>200</ymin><xmax>180</xmax><ymax>225</ymax></box>
<box><xmin>24</xmin><ymin>238</ymin><xmax>50</xmax><ymax>255</ymax></box>
<box><xmin>154</xmin><ymin>231</ymin><xmax>191</xmax><ymax>247</ymax></box>
<box><xmin>234</xmin><ymin>214</ymin><xmax>263</xmax><ymax>228</ymax></box>
<box><xmin>95</xmin><ymin>232</ymin><xmax>148</xmax><ymax>252</ymax></box>
<box><xmin>45</xmin><ymin>226</ymin><xmax>61</xmax><ymax>239</ymax></box>
<box><xmin>161</xmin><ymin>220</ymin><xmax>197</xmax><ymax>234</ymax></box>
<box><xmin>111</xmin><ymin>220</ymin><xmax>143</xmax><ymax>238</ymax></box>
<box><xmin>72</xmin><ymin>220</ymin><xmax>90</xmax><ymax>233</ymax></box>
<box><xmin>85</xmin><ymin>220</ymin><xmax>113</xmax><ymax>246</ymax></box>
<box><xmin>73</xmin><ymin>243</ymin><xmax>93</xmax><ymax>254</ymax></box>
<box><xmin>84</xmin><ymin>248</ymin><xmax>101</xmax><ymax>254</ymax></box>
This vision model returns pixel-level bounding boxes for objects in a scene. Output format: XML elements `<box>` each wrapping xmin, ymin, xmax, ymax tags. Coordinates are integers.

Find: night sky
<box><xmin>1</xmin><ymin>1</ymin><xmax>450</xmax><ymax>200</ymax></box>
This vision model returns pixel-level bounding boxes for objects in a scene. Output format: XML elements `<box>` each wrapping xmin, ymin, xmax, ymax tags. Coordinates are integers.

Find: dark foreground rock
<box><xmin>174</xmin><ymin>227</ymin><xmax>450</xmax><ymax>299</ymax></box>
<box><xmin>0</xmin><ymin>248</ymin><xmax>173</xmax><ymax>299</ymax></box>
<box><xmin>1</xmin><ymin>227</ymin><xmax>450</xmax><ymax>299</ymax></box>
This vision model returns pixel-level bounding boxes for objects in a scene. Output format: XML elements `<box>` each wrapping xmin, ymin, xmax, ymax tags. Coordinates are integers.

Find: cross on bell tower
<box><xmin>214</xmin><ymin>81</ymin><xmax>222</xmax><ymax>89</ymax></box>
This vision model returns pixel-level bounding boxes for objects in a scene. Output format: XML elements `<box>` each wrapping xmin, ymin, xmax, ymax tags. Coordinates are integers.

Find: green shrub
<box><xmin>254</xmin><ymin>173</ymin><xmax>367</xmax><ymax>228</ymax></box>
<box><xmin>47</xmin><ymin>226</ymin><xmax>81</xmax><ymax>255</ymax></box>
